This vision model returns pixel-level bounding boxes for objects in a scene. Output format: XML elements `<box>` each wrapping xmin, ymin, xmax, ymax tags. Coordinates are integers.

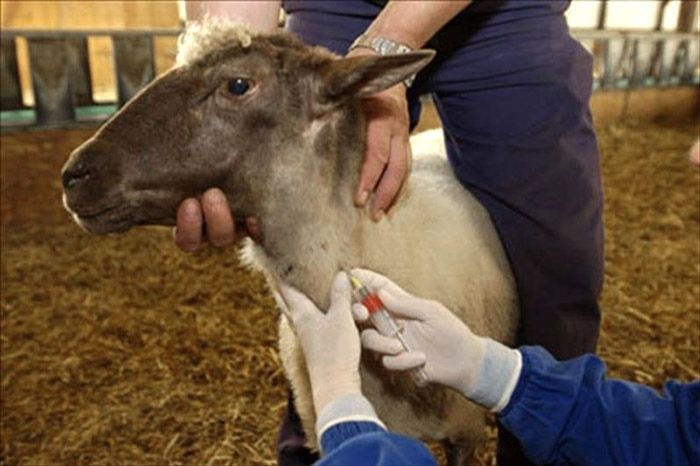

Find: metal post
<box><xmin>27</xmin><ymin>37</ymin><xmax>75</xmax><ymax>124</ymax></box>
<box><xmin>112</xmin><ymin>35</ymin><xmax>155</xmax><ymax>107</ymax></box>
<box><xmin>676</xmin><ymin>0</ymin><xmax>698</xmax><ymax>83</ymax></box>
<box><xmin>651</xmin><ymin>0</ymin><xmax>672</xmax><ymax>83</ymax></box>
<box><xmin>632</xmin><ymin>38</ymin><xmax>655</xmax><ymax>86</ymax></box>
<box><xmin>597</xmin><ymin>0</ymin><xmax>608</xmax><ymax>30</ymax></box>
<box><xmin>684</xmin><ymin>39</ymin><xmax>699</xmax><ymax>83</ymax></box>
<box><xmin>66</xmin><ymin>37</ymin><xmax>94</xmax><ymax>107</ymax></box>
<box><xmin>616</xmin><ymin>37</ymin><xmax>636</xmax><ymax>87</ymax></box>
<box><xmin>0</xmin><ymin>37</ymin><xmax>23</xmax><ymax>110</ymax></box>
<box><xmin>602</xmin><ymin>38</ymin><xmax>625</xmax><ymax>88</ymax></box>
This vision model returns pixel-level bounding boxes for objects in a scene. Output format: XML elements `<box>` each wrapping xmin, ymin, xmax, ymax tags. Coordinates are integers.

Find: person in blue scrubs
<box><xmin>177</xmin><ymin>2</ymin><xmax>604</xmax><ymax>464</ymax></box>
<box><xmin>276</xmin><ymin>270</ymin><xmax>699</xmax><ymax>466</ymax></box>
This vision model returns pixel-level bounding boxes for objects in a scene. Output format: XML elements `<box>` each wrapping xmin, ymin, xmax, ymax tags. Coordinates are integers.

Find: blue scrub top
<box><xmin>317</xmin><ymin>347</ymin><xmax>700</xmax><ymax>466</ymax></box>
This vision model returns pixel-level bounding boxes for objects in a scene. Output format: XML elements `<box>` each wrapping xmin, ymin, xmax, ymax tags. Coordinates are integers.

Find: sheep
<box><xmin>61</xmin><ymin>22</ymin><xmax>518</xmax><ymax>465</ymax></box>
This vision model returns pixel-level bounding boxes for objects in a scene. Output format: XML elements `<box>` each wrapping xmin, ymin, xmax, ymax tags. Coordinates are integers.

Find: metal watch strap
<box><xmin>349</xmin><ymin>33</ymin><xmax>417</xmax><ymax>88</ymax></box>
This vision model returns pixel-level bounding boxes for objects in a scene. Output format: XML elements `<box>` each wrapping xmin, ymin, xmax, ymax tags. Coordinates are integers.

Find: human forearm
<box><xmin>346</xmin><ymin>1</ymin><xmax>471</xmax><ymax>216</ymax></box>
<box><xmin>184</xmin><ymin>1</ymin><xmax>281</xmax><ymax>32</ymax></box>
<box><xmin>500</xmin><ymin>347</ymin><xmax>700</xmax><ymax>466</ymax></box>
<box><xmin>362</xmin><ymin>0</ymin><xmax>471</xmax><ymax>49</ymax></box>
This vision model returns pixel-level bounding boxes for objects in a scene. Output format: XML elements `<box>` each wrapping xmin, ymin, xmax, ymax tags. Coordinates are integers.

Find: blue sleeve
<box><xmin>316</xmin><ymin>421</ymin><xmax>437</xmax><ymax>466</ymax></box>
<box><xmin>499</xmin><ymin>346</ymin><xmax>700</xmax><ymax>466</ymax></box>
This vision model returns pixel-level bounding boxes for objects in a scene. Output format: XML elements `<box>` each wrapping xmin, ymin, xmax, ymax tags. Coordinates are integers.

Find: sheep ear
<box><xmin>322</xmin><ymin>50</ymin><xmax>435</xmax><ymax>101</ymax></box>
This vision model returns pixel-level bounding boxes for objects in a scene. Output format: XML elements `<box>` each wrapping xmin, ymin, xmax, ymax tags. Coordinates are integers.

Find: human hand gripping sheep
<box><xmin>278</xmin><ymin>269</ymin><xmax>699</xmax><ymax>466</ymax></box>
<box><xmin>172</xmin><ymin>71</ymin><xmax>409</xmax><ymax>252</ymax></box>
<box><xmin>273</xmin><ymin>273</ymin><xmax>363</xmax><ymax>417</ymax></box>
<box><xmin>274</xmin><ymin>271</ymin><xmax>437</xmax><ymax>466</ymax></box>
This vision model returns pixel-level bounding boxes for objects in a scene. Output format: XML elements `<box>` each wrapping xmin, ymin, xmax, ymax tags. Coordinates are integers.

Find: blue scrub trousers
<box><xmin>279</xmin><ymin>2</ymin><xmax>604</xmax><ymax>465</ymax></box>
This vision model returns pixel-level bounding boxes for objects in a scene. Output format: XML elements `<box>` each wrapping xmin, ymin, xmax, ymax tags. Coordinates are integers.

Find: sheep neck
<box><xmin>251</xmin><ymin>103</ymin><xmax>367</xmax><ymax>308</ymax></box>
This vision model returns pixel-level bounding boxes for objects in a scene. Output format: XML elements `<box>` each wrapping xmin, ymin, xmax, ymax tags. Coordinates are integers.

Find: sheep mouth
<box><xmin>73</xmin><ymin>204</ymin><xmax>122</xmax><ymax>219</ymax></box>
<box><xmin>71</xmin><ymin>204</ymin><xmax>136</xmax><ymax>235</ymax></box>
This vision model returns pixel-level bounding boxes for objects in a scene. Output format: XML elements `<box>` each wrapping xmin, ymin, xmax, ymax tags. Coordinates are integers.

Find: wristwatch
<box><xmin>349</xmin><ymin>33</ymin><xmax>417</xmax><ymax>88</ymax></box>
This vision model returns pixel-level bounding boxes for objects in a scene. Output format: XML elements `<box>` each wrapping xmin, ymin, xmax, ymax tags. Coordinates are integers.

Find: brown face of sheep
<box><xmin>61</xmin><ymin>33</ymin><xmax>434</xmax><ymax>236</ymax></box>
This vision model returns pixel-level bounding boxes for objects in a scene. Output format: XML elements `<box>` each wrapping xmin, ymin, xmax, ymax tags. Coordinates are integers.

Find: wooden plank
<box><xmin>0</xmin><ymin>1</ymin><xmax>179</xmax><ymax>29</ymax></box>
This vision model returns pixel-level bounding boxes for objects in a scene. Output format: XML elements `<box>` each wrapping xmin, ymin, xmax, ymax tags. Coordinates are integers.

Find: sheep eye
<box><xmin>227</xmin><ymin>78</ymin><xmax>250</xmax><ymax>96</ymax></box>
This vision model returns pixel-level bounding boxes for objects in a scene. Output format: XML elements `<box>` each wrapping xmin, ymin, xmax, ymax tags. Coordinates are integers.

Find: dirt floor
<box><xmin>1</xmin><ymin>117</ymin><xmax>699</xmax><ymax>465</ymax></box>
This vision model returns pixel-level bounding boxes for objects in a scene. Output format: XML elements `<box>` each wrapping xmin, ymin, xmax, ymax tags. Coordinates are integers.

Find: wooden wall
<box><xmin>0</xmin><ymin>1</ymin><xmax>180</xmax><ymax>29</ymax></box>
<box><xmin>1</xmin><ymin>1</ymin><xmax>181</xmax><ymax>104</ymax></box>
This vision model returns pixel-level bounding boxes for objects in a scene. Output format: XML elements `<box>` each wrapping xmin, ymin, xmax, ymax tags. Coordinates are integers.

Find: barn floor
<box><xmin>1</xmin><ymin>118</ymin><xmax>699</xmax><ymax>466</ymax></box>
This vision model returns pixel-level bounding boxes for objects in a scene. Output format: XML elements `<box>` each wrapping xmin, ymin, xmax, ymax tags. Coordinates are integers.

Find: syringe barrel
<box><xmin>369</xmin><ymin>310</ymin><xmax>430</xmax><ymax>387</ymax></box>
<box><xmin>369</xmin><ymin>309</ymin><xmax>402</xmax><ymax>338</ymax></box>
<box><xmin>348</xmin><ymin>273</ymin><xmax>429</xmax><ymax>387</ymax></box>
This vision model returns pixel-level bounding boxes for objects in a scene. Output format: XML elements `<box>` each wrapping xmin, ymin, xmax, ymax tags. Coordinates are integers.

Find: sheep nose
<box><xmin>62</xmin><ymin>162</ymin><xmax>91</xmax><ymax>189</ymax></box>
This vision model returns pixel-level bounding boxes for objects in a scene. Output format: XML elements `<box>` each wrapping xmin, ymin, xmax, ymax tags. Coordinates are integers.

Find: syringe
<box><xmin>347</xmin><ymin>272</ymin><xmax>429</xmax><ymax>387</ymax></box>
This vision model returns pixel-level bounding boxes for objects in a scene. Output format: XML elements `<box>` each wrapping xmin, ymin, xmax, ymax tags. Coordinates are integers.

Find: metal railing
<box><xmin>1</xmin><ymin>28</ymin><xmax>698</xmax><ymax>131</ymax></box>
<box><xmin>1</xmin><ymin>28</ymin><xmax>180</xmax><ymax>130</ymax></box>
<box><xmin>575</xmin><ymin>30</ymin><xmax>699</xmax><ymax>89</ymax></box>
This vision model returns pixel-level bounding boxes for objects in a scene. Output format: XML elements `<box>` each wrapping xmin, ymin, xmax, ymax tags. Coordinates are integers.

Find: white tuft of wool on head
<box><xmin>176</xmin><ymin>19</ymin><xmax>253</xmax><ymax>67</ymax></box>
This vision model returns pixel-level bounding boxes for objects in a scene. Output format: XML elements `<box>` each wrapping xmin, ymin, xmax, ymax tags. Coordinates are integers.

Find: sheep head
<box><xmin>61</xmin><ymin>24</ymin><xmax>434</xmax><ymax>237</ymax></box>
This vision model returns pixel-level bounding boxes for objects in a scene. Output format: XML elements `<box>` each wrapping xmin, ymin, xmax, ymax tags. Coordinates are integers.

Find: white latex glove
<box><xmin>276</xmin><ymin>273</ymin><xmax>362</xmax><ymax>415</ymax></box>
<box><xmin>351</xmin><ymin>268</ymin><xmax>522</xmax><ymax>412</ymax></box>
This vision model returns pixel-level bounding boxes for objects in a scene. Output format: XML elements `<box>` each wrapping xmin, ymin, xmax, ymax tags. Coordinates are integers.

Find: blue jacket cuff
<box><xmin>468</xmin><ymin>339</ymin><xmax>522</xmax><ymax>411</ymax></box>
<box><xmin>316</xmin><ymin>393</ymin><xmax>385</xmax><ymax>453</ymax></box>
<box><xmin>320</xmin><ymin>421</ymin><xmax>387</xmax><ymax>456</ymax></box>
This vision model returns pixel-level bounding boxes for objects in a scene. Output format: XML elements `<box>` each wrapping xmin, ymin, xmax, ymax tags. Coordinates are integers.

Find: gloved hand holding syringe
<box><xmin>347</xmin><ymin>271</ymin><xmax>430</xmax><ymax>387</ymax></box>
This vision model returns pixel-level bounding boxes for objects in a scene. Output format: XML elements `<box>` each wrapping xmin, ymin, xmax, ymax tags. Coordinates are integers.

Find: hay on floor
<box><xmin>1</xmin><ymin>119</ymin><xmax>698</xmax><ymax>465</ymax></box>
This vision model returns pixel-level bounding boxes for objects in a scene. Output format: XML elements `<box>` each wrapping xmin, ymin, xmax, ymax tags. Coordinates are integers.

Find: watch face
<box><xmin>372</xmin><ymin>38</ymin><xmax>399</xmax><ymax>55</ymax></box>
<box><xmin>354</xmin><ymin>36</ymin><xmax>415</xmax><ymax>88</ymax></box>
<box><xmin>351</xmin><ymin>34</ymin><xmax>412</xmax><ymax>56</ymax></box>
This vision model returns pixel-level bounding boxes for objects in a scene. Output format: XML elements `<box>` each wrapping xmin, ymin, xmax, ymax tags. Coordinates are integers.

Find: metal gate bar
<box><xmin>575</xmin><ymin>30</ymin><xmax>700</xmax><ymax>90</ymax></box>
<box><xmin>112</xmin><ymin>35</ymin><xmax>155</xmax><ymax>106</ymax></box>
<box><xmin>1</xmin><ymin>38</ymin><xmax>24</xmax><ymax>110</ymax></box>
<box><xmin>27</xmin><ymin>37</ymin><xmax>75</xmax><ymax>124</ymax></box>
<box><xmin>1</xmin><ymin>28</ymin><xmax>698</xmax><ymax>131</ymax></box>
<box><xmin>1</xmin><ymin>28</ymin><xmax>178</xmax><ymax>130</ymax></box>
<box><xmin>67</xmin><ymin>37</ymin><xmax>94</xmax><ymax>107</ymax></box>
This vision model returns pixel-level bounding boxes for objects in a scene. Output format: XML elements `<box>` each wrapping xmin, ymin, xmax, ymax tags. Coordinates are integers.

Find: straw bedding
<box><xmin>1</xmin><ymin>119</ymin><xmax>698</xmax><ymax>465</ymax></box>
